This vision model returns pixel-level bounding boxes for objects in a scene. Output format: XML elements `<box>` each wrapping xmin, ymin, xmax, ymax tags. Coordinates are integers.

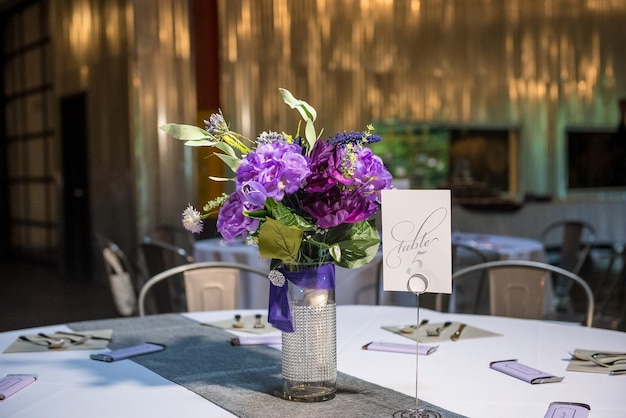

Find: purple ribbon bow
<box><xmin>267</xmin><ymin>264</ymin><xmax>335</xmax><ymax>332</ymax></box>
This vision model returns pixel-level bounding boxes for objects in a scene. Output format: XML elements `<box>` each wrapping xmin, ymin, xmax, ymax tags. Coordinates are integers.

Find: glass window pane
<box><xmin>25</xmin><ymin>94</ymin><xmax>44</xmax><ymax>134</ymax></box>
<box><xmin>22</xmin><ymin>3</ymin><xmax>41</xmax><ymax>45</ymax></box>
<box><xmin>7</xmin><ymin>141</ymin><xmax>24</xmax><ymax>177</ymax></box>
<box><xmin>24</xmin><ymin>48</ymin><xmax>43</xmax><ymax>90</ymax></box>
<box><xmin>9</xmin><ymin>183</ymin><xmax>25</xmax><ymax>220</ymax></box>
<box><xmin>28</xmin><ymin>138</ymin><xmax>46</xmax><ymax>177</ymax></box>
<box><xmin>30</xmin><ymin>183</ymin><xmax>47</xmax><ymax>222</ymax></box>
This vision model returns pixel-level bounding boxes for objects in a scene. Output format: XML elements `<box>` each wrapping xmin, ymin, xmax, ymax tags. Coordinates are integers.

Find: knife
<box><xmin>450</xmin><ymin>323</ymin><xmax>467</xmax><ymax>341</ymax></box>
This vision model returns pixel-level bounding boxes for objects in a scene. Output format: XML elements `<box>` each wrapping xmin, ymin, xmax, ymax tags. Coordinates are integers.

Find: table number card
<box><xmin>381</xmin><ymin>189</ymin><xmax>452</xmax><ymax>294</ymax></box>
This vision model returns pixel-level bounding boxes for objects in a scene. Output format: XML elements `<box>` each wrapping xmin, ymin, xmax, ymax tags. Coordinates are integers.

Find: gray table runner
<box><xmin>69</xmin><ymin>314</ymin><xmax>466</xmax><ymax>418</ymax></box>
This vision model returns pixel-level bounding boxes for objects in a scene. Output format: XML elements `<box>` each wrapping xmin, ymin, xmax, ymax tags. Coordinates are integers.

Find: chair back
<box><xmin>183</xmin><ymin>266</ymin><xmax>240</xmax><ymax>311</ymax></box>
<box><xmin>541</xmin><ymin>220</ymin><xmax>596</xmax><ymax>274</ymax></box>
<box><xmin>149</xmin><ymin>224</ymin><xmax>196</xmax><ymax>254</ymax></box>
<box><xmin>450</xmin><ymin>260</ymin><xmax>594</xmax><ymax>326</ymax></box>
<box><xmin>138</xmin><ymin>261</ymin><xmax>269</xmax><ymax>316</ymax></box>
<box><xmin>138</xmin><ymin>237</ymin><xmax>194</xmax><ymax>313</ymax></box>
<box><xmin>96</xmin><ymin>235</ymin><xmax>138</xmax><ymax>316</ymax></box>
<box><xmin>436</xmin><ymin>243</ymin><xmax>492</xmax><ymax>312</ymax></box>
<box><xmin>487</xmin><ymin>266</ymin><xmax>547</xmax><ymax>319</ymax></box>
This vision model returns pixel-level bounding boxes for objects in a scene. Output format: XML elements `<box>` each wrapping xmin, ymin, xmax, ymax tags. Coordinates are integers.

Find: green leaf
<box><xmin>160</xmin><ymin>123</ymin><xmax>210</xmax><ymax>140</ymax></box>
<box><xmin>211</xmin><ymin>141</ymin><xmax>238</xmax><ymax>158</ymax></box>
<box><xmin>279</xmin><ymin>88</ymin><xmax>318</xmax><ymax>150</ymax></box>
<box><xmin>265</xmin><ymin>199</ymin><xmax>315</xmax><ymax>230</ymax></box>
<box><xmin>333</xmin><ymin>238</ymin><xmax>380</xmax><ymax>268</ymax></box>
<box><xmin>257</xmin><ymin>218</ymin><xmax>303</xmax><ymax>262</ymax></box>
<box><xmin>324</xmin><ymin>220</ymin><xmax>381</xmax><ymax>268</ymax></box>
<box><xmin>279</xmin><ymin>88</ymin><xmax>317</xmax><ymax>122</ymax></box>
<box><xmin>207</xmin><ymin>176</ymin><xmax>234</xmax><ymax>182</ymax></box>
<box><xmin>215</xmin><ymin>153</ymin><xmax>242</xmax><ymax>173</ymax></box>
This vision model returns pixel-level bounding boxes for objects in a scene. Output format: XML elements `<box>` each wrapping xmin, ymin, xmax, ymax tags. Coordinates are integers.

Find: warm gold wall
<box><xmin>50</xmin><ymin>0</ymin><xmax>196</xmax><ymax>255</ymax></box>
<box><xmin>216</xmin><ymin>0</ymin><xmax>626</xmax><ymax>198</ymax></box>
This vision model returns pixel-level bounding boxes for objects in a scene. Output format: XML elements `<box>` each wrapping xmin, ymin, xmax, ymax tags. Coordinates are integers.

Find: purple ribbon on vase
<box><xmin>267</xmin><ymin>264</ymin><xmax>335</xmax><ymax>332</ymax></box>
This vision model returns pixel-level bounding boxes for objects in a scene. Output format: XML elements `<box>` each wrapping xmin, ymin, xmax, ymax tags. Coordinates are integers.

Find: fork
<box><xmin>39</xmin><ymin>332</ymin><xmax>88</xmax><ymax>345</ymax></box>
<box><xmin>19</xmin><ymin>335</ymin><xmax>65</xmax><ymax>349</ymax></box>
<box><xmin>426</xmin><ymin>321</ymin><xmax>452</xmax><ymax>337</ymax></box>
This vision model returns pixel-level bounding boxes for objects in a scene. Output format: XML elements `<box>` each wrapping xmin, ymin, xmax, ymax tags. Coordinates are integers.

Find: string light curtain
<box><xmin>216</xmin><ymin>0</ymin><xmax>626</xmax><ymax>197</ymax></box>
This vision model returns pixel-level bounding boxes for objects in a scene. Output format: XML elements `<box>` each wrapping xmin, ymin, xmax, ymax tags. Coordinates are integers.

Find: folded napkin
<box><xmin>3</xmin><ymin>330</ymin><xmax>113</xmax><ymax>353</ymax></box>
<box><xmin>566</xmin><ymin>348</ymin><xmax>626</xmax><ymax>375</ymax></box>
<box><xmin>202</xmin><ymin>314</ymin><xmax>276</xmax><ymax>335</ymax></box>
<box><xmin>383</xmin><ymin>321</ymin><xmax>500</xmax><ymax>343</ymax></box>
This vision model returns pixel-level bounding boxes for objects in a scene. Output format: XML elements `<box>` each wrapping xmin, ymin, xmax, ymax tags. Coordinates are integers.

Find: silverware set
<box><xmin>18</xmin><ymin>331</ymin><xmax>110</xmax><ymax>349</ymax></box>
<box><xmin>570</xmin><ymin>351</ymin><xmax>626</xmax><ymax>375</ymax></box>
<box><xmin>400</xmin><ymin>321</ymin><xmax>467</xmax><ymax>341</ymax></box>
<box><xmin>426</xmin><ymin>321</ymin><xmax>452</xmax><ymax>337</ymax></box>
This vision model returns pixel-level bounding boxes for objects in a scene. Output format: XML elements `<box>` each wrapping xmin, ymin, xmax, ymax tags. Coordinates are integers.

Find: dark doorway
<box><xmin>60</xmin><ymin>92</ymin><xmax>92</xmax><ymax>282</ymax></box>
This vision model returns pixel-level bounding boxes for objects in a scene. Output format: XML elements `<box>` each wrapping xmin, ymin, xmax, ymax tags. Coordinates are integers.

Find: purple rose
<box><xmin>305</xmin><ymin>139</ymin><xmax>343</xmax><ymax>193</ymax></box>
<box><xmin>216</xmin><ymin>193</ymin><xmax>261</xmax><ymax>242</ymax></box>
<box><xmin>302</xmin><ymin>187</ymin><xmax>380</xmax><ymax>229</ymax></box>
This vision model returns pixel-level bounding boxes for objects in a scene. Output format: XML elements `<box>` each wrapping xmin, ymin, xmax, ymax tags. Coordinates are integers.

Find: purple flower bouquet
<box><xmin>162</xmin><ymin>88</ymin><xmax>392</xmax><ymax>270</ymax></box>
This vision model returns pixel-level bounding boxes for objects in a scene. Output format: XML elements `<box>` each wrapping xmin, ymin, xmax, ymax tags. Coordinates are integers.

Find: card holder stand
<box><xmin>544</xmin><ymin>401</ymin><xmax>590</xmax><ymax>418</ymax></box>
<box><xmin>490</xmin><ymin>359</ymin><xmax>564</xmax><ymax>384</ymax></box>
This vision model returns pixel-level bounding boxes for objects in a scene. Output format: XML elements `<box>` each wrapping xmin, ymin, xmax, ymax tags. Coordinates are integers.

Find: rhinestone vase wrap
<box><xmin>278</xmin><ymin>263</ymin><xmax>337</xmax><ymax>402</ymax></box>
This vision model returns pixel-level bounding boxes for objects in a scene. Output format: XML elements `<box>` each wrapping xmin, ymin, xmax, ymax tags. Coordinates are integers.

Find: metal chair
<box><xmin>148</xmin><ymin>224</ymin><xmax>197</xmax><ymax>254</ymax></box>
<box><xmin>541</xmin><ymin>220</ymin><xmax>596</xmax><ymax>274</ymax></box>
<box><xmin>595</xmin><ymin>243</ymin><xmax>626</xmax><ymax>327</ymax></box>
<box><xmin>138</xmin><ymin>261</ymin><xmax>269</xmax><ymax>316</ymax></box>
<box><xmin>436</xmin><ymin>260</ymin><xmax>595</xmax><ymax>327</ymax></box>
<box><xmin>541</xmin><ymin>220</ymin><xmax>596</xmax><ymax>313</ymax></box>
<box><xmin>138</xmin><ymin>237</ymin><xmax>195</xmax><ymax>313</ymax></box>
<box><xmin>96</xmin><ymin>234</ymin><xmax>139</xmax><ymax>316</ymax></box>
<box><xmin>436</xmin><ymin>243</ymin><xmax>494</xmax><ymax>313</ymax></box>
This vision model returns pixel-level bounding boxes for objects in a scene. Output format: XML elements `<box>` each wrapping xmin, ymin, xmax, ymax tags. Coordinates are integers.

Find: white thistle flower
<box><xmin>181</xmin><ymin>205</ymin><xmax>203</xmax><ymax>233</ymax></box>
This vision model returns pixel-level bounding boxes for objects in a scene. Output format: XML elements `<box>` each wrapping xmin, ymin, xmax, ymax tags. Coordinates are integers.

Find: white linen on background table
<box><xmin>193</xmin><ymin>238</ymin><xmax>383</xmax><ymax>307</ymax></box>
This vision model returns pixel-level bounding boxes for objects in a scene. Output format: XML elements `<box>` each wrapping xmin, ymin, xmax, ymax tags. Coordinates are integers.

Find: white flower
<box><xmin>181</xmin><ymin>205</ymin><xmax>203</xmax><ymax>233</ymax></box>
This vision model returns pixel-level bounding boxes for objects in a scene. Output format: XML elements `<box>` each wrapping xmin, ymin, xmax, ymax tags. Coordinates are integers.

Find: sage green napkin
<box><xmin>566</xmin><ymin>348</ymin><xmax>626</xmax><ymax>375</ymax></box>
<box><xmin>3</xmin><ymin>329</ymin><xmax>113</xmax><ymax>353</ymax></box>
<box><xmin>383</xmin><ymin>321</ymin><xmax>501</xmax><ymax>343</ymax></box>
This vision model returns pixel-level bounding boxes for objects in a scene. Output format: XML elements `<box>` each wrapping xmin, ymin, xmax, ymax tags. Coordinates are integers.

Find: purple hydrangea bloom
<box><xmin>216</xmin><ymin>193</ymin><xmax>261</xmax><ymax>242</ymax></box>
<box><xmin>236</xmin><ymin>142</ymin><xmax>310</xmax><ymax>204</ymax></box>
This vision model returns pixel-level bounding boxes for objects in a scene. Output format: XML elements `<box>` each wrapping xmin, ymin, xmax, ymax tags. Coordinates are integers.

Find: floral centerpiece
<box><xmin>161</xmin><ymin>88</ymin><xmax>391</xmax><ymax>401</ymax></box>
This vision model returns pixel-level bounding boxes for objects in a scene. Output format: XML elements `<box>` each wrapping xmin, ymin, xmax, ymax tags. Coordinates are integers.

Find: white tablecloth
<box><xmin>1</xmin><ymin>306</ymin><xmax>625</xmax><ymax>417</ymax></box>
<box><xmin>193</xmin><ymin>238</ymin><xmax>383</xmax><ymax>307</ymax></box>
<box><xmin>452</xmin><ymin>232</ymin><xmax>546</xmax><ymax>261</ymax></box>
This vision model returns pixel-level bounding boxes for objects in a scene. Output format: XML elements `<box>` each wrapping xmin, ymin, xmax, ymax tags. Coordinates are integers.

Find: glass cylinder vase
<box><xmin>278</xmin><ymin>263</ymin><xmax>336</xmax><ymax>402</ymax></box>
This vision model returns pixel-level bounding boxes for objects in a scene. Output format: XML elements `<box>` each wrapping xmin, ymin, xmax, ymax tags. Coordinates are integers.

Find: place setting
<box><xmin>382</xmin><ymin>320</ymin><xmax>501</xmax><ymax>343</ymax></box>
<box><xmin>3</xmin><ymin>330</ymin><xmax>113</xmax><ymax>353</ymax></box>
<box><xmin>567</xmin><ymin>348</ymin><xmax>626</xmax><ymax>376</ymax></box>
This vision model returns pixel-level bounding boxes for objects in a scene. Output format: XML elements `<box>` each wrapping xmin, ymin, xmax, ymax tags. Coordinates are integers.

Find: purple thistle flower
<box><xmin>331</xmin><ymin>131</ymin><xmax>381</xmax><ymax>146</ymax></box>
<box><xmin>204</xmin><ymin>111</ymin><xmax>228</xmax><ymax>135</ymax></box>
<box><xmin>256</xmin><ymin>131</ymin><xmax>288</xmax><ymax>145</ymax></box>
